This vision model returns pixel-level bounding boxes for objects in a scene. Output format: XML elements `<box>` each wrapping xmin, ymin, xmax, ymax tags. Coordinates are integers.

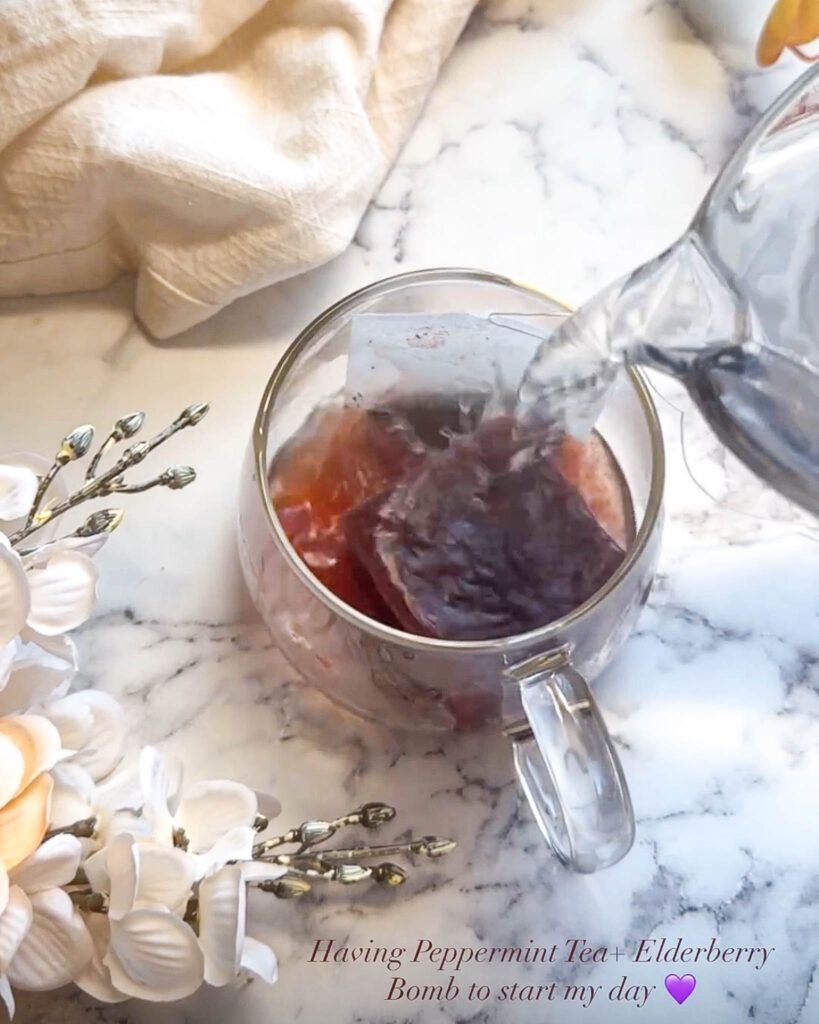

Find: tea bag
<box><xmin>345</xmin><ymin>313</ymin><xmax>545</xmax><ymax>423</ymax></box>
<box><xmin>346</xmin><ymin>311</ymin><xmax>618</xmax><ymax>444</ymax></box>
<box><xmin>343</xmin><ymin>421</ymin><xmax>627</xmax><ymax>640</ymax></box>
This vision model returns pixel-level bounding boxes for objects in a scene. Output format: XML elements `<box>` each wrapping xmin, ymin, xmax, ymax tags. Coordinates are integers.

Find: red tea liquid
<box><xmin>270</xmin><ymin>400</ymin><xmax>633</xmax><ymax>641</ymax></box>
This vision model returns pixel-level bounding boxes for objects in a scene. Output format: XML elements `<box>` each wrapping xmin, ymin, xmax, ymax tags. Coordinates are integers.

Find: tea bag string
<box><xmin>487</xmin><ymin>310</ymin><xmax>565</xmax><ymax>340</ymax></box>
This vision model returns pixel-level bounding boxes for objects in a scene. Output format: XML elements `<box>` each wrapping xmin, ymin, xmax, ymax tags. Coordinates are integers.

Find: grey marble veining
<box><xmin>1</xmin><ymin>1</ymin><xmax>817</xmax><ymax>1021</ymax></box>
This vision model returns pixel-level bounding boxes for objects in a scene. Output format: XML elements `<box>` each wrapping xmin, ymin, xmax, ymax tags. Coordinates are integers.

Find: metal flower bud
<box><xmin>298</xmin><ymin>820</ymin><xmax>335</xmax><ymax>847</ymax></box>
<box><xmin>372</xmin><ymin>863</ymin><xmax>408</xmax><ymax>887</ymax></box>
<box><xmin>360</xmin><ymin>802</ymin><xmax>396</xmax><ymax>828</ymax></box>
<box><xmin>161</xmin><ymin>466</ymin><xmax>196</xmax><ymax>490</ymax></box>
<box><xmin>418</xmin><ymin>836</ymin><xmax>457</xmax><ymax>858</ymax></box>
<box><xmin>115</xmin><ymin>411</ymin><xmax>146</xmax><ymax>439</ymax></box>
<box><xmin>177</xmin><ymin>402</ymin><xmax>210</xmax><ymax>426</ymax></box>
<box><xmin>60</xmin><ymin>424</ymin><xmax>95</xmax><ymax>462</ymax></box>
<box><xmin>75</xmin><ymin>509</ymin><xmax>125</xmax><ymax>537</ymax></box>
<box><xmin>31</xmin><ymin>506</ymin><xmax>53</xmax><ymax>528</ymax></box>
<box><xmin>334</xmin><ymin>864</ymin><xmax>372</xmax><ymax>885</ymax></box>
<box><xmin>266</xmin><ymin>876</ymin><xmax>312</xmax><ymax>899</ymax></box>
<box><xmin>122</xmin><ymin>441</ymin><xmax>151</xmax><ymax>466</ymax></box>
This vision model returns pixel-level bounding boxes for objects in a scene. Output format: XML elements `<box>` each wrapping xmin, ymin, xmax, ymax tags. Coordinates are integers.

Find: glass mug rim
<box><xmin>252</xmin><ymin>266</ymin><xmax>665</xmax><ymax>655</ymax></box>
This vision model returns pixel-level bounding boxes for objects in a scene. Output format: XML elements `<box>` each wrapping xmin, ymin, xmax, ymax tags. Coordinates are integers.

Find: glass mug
<box><xmin>238</xmin><ymin>269</ymin><xmax>665</xmax><ymax>873</ymax></box>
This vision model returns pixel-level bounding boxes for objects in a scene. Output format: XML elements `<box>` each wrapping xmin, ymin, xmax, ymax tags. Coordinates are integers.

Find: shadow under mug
<box><xmin>238</xmin><ymin>268</ymin><xmax>665</xmax><ymax>873</ymax></box>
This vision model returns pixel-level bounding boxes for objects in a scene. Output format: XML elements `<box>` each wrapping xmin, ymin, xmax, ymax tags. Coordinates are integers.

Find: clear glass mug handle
<box><xmin>503</xmin><ymin>648</ymin><xmax>634</xmax><ymax>873</ymax></box>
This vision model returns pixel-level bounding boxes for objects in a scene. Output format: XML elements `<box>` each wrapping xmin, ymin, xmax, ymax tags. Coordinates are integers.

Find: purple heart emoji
<box><xmin>665</xmin><ymin>974</ymin><xmax>696</xmax><ymax>1005</ymax></box>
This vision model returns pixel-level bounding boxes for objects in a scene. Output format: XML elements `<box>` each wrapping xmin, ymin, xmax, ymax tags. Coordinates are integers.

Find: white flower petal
<box><xmin>0</xmin><ymin>541</ymin><xmax>29</xmax><ymax>647</ymax></box>
<box><xmin>0</xmin><ymin>714</ymin><xmax>62</xmax><ymax>819</ymax></box>
<box><xmin>94</xmin><ymin>764</ymin><xmax>143</xmax><ymax>835</ymax></box>
<box><xmin>0</xmin><ymin>714</ymin><xmax>62</xmax><ymax>798</ymax></box>
<box><xmin>197</xmin><ymin>864</ymin><xmax>244</xmax><ymax>986</ymax></box>
<box><xmin>139</xmin><ymin>747</ymin><xmax>181</xmax><ymax>846</ymax></box>
<box><xmin>83</xmin><ymin>849</ymin><xmax>111</xmax><ymax>897</ymax></box>
<box><xmin>195</xmin><ymin>826</ymin><xmax>255</xmax><ymax>880</ymax></box>
<box><xmin>18</xmin><ymin>630</ymin><xmax>77</xmax><ymax>674</ymax></box>
<box><xmin>0</xmin><ymin>453</ymin><xmax>68</xmax><ymax>541</ymax></box>
<box><xmin>134</xmin><ymin>846</ymin><xmax>197</xmax><ymax>917</ymax></box>
<box><xmin>74</xmin><ymin>913</ymin><xmax>127</xmax><ymax>1004</ymax></box>
<box><xmin>176</xmin><ymin>781</ymin><xmax>258</xmax><ymax>854</ymax></box>
<box><xmin>0</xmin><ymin>640</ymin><xmax>16</xmax><ymax>688</ymax></box>
<box><xmin>0</xmin><ymin>464</ymin><xmax>38</xmax><ymax>522</ymax></box>
<box><xmin>25</xmin><ymin>551</ymin><xmax>98</xmax><ymax>636</ymax></box>
<box><xmin>98</xmin><ymin>808</ymin><xmax>155</xmax><ymax>848</ymax></box>
<box><xmin>6</xmin><ymin>887</ymin><xmax>93</xmax><ymax>990</ymax></box>
<box><xmin>0</xmin><ymin>661</ymin><xmax>72</xmax><ymax>717</ymax></box>
<box><xmin>21</xmin><ymin>533</ymin><xmax>108</xmax><ymax>569</ymax></box>
<box><xmin>0</xmin><ymin>733</ymin><xmax>26</xmax><ymax>808</ymax></box>
<box><xmin>240</xmin><ymin>936</ymin><xmax>278</xmax><ymax>984</ymax></box>
<box><xmin>106</xmin><ymin>907</ymin><xmax>204</xmax><ymax>1001</ymax></box>
<box><xmin>0</xmin><ymin>632</ymin><xmax>77</xmax><ymax>715</ymax></box>
<box><xmin>0</xmin><ymin>887</ymin><xmax>33</xmax><ymax>974</ymax></box>
<box><xmin>106</xmin><ymin>835</ymin><xmax>138</xmax><ymax>922</ymax></box>
<box><xmin>0</xmin><ymin>973</ymin><xmax>14</xmax><ymax>1018</ymax></box>
<box><xmin>166</xmin><ymin>768</ymin><xmax>184</xmax><ymax>817</ymax></box>
<box><xmin>9</xmin><ymin>834</ymin><xmax>82</xmax><ymax>894</ymax></box>
<box><xmin>44</xmin><ymin>695</ymin><xmax>94</xmax><ymax>747</ymax></box>
<box><xmin>240</xmin><ymin>862</ymin><xmax>288</xmax><ymax>885</ymax></box>
<box><xmin>44</xmin><ymin>690</ymin><xmax>125</xmax><ymax>781</ymax></box>
<box><xmin>0</xmin><ymin>774</ymin><xmax>53</xmax><ymax>870</ymax></box>
<box><xmin>48</xmin><ymin>763</ymin><xmax>95</xmax><ymax>831</ymax></box>
<box><xmin>0</xmin><ymin>866</ymin><xmax>7</xmax><ymax>918</ymax></box>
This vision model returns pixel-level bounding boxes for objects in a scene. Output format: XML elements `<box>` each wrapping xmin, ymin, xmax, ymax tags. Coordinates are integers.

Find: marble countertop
<box><xmin>3</xmin><ymin>2</ymin><xmax>819</xmax><ymax>1022</ymax></box>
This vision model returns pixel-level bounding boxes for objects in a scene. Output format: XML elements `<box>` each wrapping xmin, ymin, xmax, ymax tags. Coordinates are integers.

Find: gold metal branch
<box><xmin>45</xmin><ymin>802</ymin><xmax>456</xmax><ymax>911</ymax></box>
<box><xmin>9</xmin><ymin>403</ymin><xmax>209</xmax><ymax>547</ymax></box>
<box><xmin>86</xmin><ymin>412</ymin><xmax>146</xmax><ymax>480</ymax></box>
<box><xmin>252</xmin><ymin>803</ymin><xmax>456</xmax><ymax>898</ymax></box>
<box><xmin>253</xmin><ymin>801</ymin><xmax>396</xmax><ymax>857</ymax></box>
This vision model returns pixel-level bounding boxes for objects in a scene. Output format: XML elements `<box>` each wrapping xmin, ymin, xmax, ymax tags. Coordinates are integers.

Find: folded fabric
<box><xmin>0</xmin><ymin>0</ymin><xmax>476</xmax><ymax>337</ymax></box>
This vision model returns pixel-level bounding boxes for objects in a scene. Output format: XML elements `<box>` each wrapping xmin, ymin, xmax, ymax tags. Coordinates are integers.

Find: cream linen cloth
<box><xmin>0</xmin><ymin>0</ymin><xmax>476</xmax><ymax>337</ymax></box>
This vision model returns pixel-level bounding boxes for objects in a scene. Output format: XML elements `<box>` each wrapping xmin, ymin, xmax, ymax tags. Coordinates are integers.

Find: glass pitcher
<box><xmin>530</xmin><ymin>64</ymin><xmax>819</xmax><ymax>515</ymax></box>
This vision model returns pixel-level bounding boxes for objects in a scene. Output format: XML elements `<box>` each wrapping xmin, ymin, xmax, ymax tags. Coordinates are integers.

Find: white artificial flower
<box><xmin>42</xmin><ymin>690</ymin><xmax>126</xmax><ymax>782</ymax></box>
<box><xmin>0</xmin><ymin>483</ymin><xmax>101</xmax><ymax>717</ymax></box>
<box><xmin>0</xmin><ymin>834</ymin><xmax>93</xmax><ymax>1017</ymax></box>
<box><xmin>198</xmin><ymin>861</ymin><xmax>283</xmax><ymax>987</ymax></box>
<box><xmin>71</xmin><ymin>746</ymin><xmax>284</xmax><ymax>1003</ymax></box>
<box><xmin>86</xmin><ymin>833</ymin><xmax>198</xmax><ymax>920</ymax></box>
<box><xmin>74</xmin><ymin>832</ymin><xmax>202</xmax><ymax>1001</ymax></box>
<box><xmin>82</xmin><ymin>747</ymin><xmax>277</xmax><ymax>880</ymax></box>
<box><xmin>0</xmin><ymin>532</ymin><xmax>99</xmax><ymax>644</ymax></box>
<box><xmin>137</xmin><ymin>747</ymin><xmax>278</xmax><ymax>862</ymax></box>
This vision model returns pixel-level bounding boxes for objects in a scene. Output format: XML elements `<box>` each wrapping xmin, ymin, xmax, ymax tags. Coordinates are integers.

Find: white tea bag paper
<box><xmin>345</xmin><ymin>313</ymin><xmax>548</xmax><ymax>416</ymax></box>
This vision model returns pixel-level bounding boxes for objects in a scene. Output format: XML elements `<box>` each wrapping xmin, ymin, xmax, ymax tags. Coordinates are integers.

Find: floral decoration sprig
<box><xmin>0</xmin><ymin>407</ymin><xmax>455</xmax><ymax>1017</ymax></box>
